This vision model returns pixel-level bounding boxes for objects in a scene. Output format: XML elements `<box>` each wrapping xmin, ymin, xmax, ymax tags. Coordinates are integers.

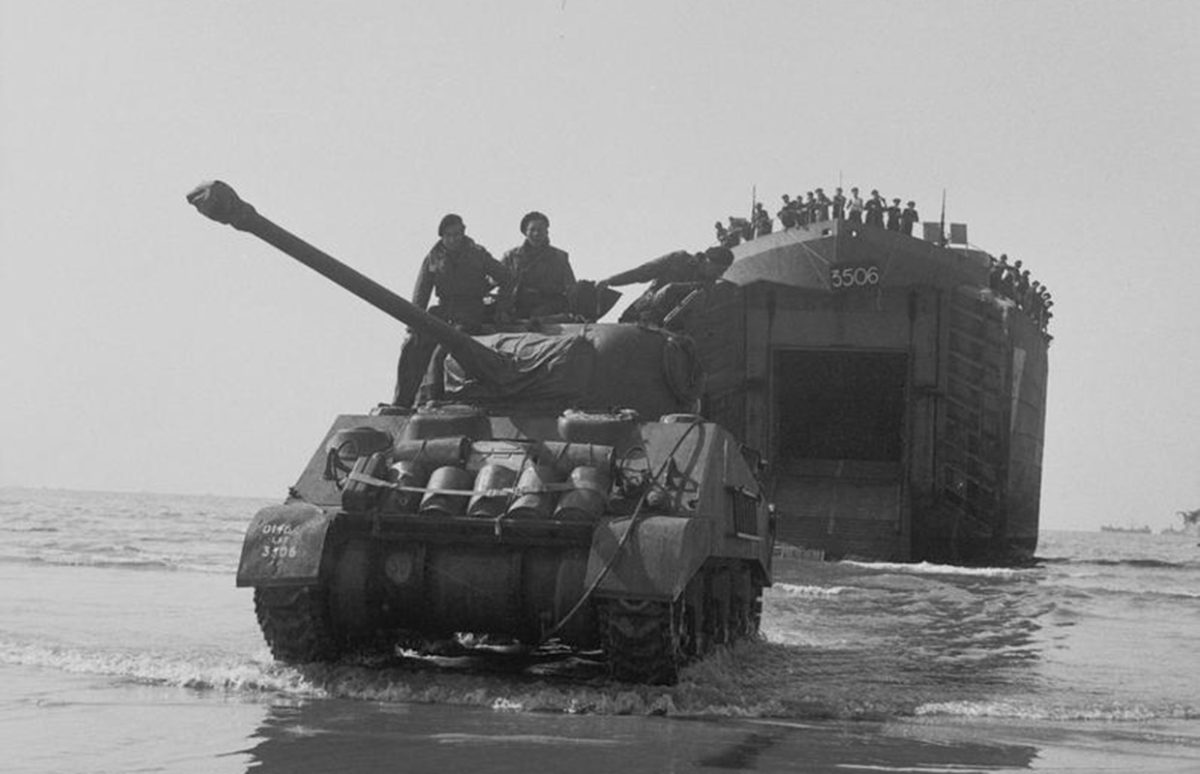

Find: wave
<box><xmin>1041</xmin><ymin>556</ymin><xmax>1200</xmax><ymax>570</ymax></box>
<box><xmin>0</xmin><ymin>553</ymin><xmax>233</xmax><ymax>574</ymax></box>
<box><xmin>915</xmin><ymin>699</ymin><xmax>1200</xmax><ymax>722</ymax></box>
<box><xmin>432</xmin><ymin>733</ymin><xmax>623</xmax><ymax>747</ymax></box>
<box><xmin>840</xmin><ymin>561</ymin><xmax>1027</xmax><ymax>579</ymax></box>
<box><xmin>771</xmin><ymin>583</ymin><xmax>850</xmax><ymax>597</ymax></box>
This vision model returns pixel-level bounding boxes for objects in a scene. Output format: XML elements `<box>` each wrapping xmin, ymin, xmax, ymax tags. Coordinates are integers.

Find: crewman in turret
<box><xmin>392</xmin><ymin>213</ymin><xmax>512</xmax><ymax>406</ymax></box>
<box><xmin>597</xmin><ymin>246</ymin><xmax>735</xmax><ymax>328</ymax></box>
<box><xmin>502</xmin><ymin>211</ymin><xmax>576</xmax><ymax>319</ymax></box>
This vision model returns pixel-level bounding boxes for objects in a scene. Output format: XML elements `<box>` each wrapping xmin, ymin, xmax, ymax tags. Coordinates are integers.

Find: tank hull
<box><xmin>237</xmin><ymin>411</ymin><xmax>773</xmax><ymax>683</ymax></box>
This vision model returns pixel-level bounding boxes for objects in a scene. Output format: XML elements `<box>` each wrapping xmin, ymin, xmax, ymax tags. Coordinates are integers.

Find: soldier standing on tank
<box><xmin>392</xmin><ymin>213</ymin><xmax>512</xmax><ymax>407</ymax></box>
<box><xmin>900</xmin><ymin>200</ymin><xmax>920</xmax><ymax>235</ymax></box>
<box><xmin>597</xmin><ymin>246</ymin><xmax>735</xmax><ymax>328</ymax></box>
<box><xmin>502</xmin><ymin>211</ymin><xmax>576</xmax><ymax>319</ymax></box>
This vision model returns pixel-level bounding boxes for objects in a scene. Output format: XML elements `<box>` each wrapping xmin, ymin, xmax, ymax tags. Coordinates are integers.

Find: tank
<box><xmin>187</xmin><ymin>180</ymin><xmax>774</xmax><ymax>683</ymax></box>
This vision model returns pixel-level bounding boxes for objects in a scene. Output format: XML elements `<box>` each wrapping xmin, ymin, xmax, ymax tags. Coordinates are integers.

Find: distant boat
<box><xmin>1100</xmin><ymin>524</ymin><xmax>1152</xmax><ymax>534</ymax></box>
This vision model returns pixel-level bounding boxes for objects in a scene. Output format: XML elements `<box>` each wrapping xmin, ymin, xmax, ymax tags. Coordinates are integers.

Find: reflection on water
<box><xmin>242</xmin><ymin>698</ymin><xmax>1040</xmax><ymax>774</ymax></box>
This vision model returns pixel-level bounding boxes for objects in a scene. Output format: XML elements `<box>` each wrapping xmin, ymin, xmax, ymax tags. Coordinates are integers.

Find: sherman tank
<box><xmin>187</xmin><ymin>181</ymin><xmax>773</xmax><ymax>683</ymax></box>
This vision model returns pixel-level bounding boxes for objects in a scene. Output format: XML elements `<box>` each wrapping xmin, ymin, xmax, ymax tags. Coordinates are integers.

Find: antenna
<box><xmin>750</xmin><ymin>184</ymin><xmax>757</xmax><ymax>221</ymax></box>
<box><xmin>939</xmin><ymin>188</ymin><xmax>947</xmax><ymax>246</ymax></box>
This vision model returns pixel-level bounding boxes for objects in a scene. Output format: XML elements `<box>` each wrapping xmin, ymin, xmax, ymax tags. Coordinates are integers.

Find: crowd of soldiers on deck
<box><xmin>715</xmin><ymin>187</ymin><xmax>921</xmax><ymax>248</ymax></box>
<box><xmin>989</xmin><ymin>254</ymin><xmax>1053</xmax><ymax>333</ymax></box>
<box><xmin>708</xmin><ymin>187</ymin><xmax>1054</xmax><ymax>336</ymax></box>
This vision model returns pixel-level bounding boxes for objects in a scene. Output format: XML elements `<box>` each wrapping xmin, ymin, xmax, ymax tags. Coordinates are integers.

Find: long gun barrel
<box><xmin>186</xmin><ymin>180</ymin><xmax>507</xmax><ymax>381</ymax></box>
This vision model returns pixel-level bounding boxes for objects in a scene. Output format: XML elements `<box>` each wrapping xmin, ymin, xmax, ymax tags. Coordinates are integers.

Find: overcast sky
<box><xmin>2</xmin><ymin>1</ymin><xmax>1197</xmax><ymax>531</ymax></box>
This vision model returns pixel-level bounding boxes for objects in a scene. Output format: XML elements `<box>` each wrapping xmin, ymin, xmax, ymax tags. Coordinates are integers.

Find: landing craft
<box><xmin>187</xmin><ymin>181</ymin><xmax>773</xmax><ymax>683</ymax></box>
<box><xmin>691</xmin><ymin>214</ymin><xmax>1050</xmax><ymax>564</ymax></box>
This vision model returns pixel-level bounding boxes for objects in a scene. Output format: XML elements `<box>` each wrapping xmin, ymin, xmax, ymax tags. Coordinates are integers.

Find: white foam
<box><xmin>842</xmin><ymin>560</ymin><xmax>1025</xmax><ymax>579</ymax></box>
<box><xmin>432</xmin><ymin>733</ymin><xmax>623</xmax><ymax>746</ymax></box>
<box><xmin>915</xmin><ymin>699</ymin><xmax>1197</xmax><ymax>722</ymax></box>
<box><xmin>770</xmin><ymin>583</ymin><xmax>849</xmax><ymax>597</ymax></box>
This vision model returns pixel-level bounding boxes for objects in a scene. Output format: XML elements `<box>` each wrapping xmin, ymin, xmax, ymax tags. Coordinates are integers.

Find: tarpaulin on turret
<box><xmin>443</xmin><ymin>330</ymin><xmax>595</xmax><ymax>403</ymax></box>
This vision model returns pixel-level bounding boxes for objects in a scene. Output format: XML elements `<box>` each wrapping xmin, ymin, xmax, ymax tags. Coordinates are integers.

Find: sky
<box><xmin>1</xmin><ymin>1</ymin><xmax>1197</xmax><ymax>532</ymax></box>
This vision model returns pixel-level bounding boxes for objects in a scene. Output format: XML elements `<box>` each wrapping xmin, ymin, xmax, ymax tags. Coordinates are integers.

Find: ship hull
<box><xmin>696</xmin><ymin>220</ymin><xmax>1047</xmax><ymax>566</ymax></box>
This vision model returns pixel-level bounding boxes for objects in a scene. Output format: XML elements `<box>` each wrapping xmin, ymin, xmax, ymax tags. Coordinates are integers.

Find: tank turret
<box><xmin>188</xmin><ymin>180</ymin><xmax>772</xmax><ymax>684</ymax></box>
<box><xmin>187</xmin><ymin>181</ymin><xmax>699</xmax><ymax>419</ymax></box>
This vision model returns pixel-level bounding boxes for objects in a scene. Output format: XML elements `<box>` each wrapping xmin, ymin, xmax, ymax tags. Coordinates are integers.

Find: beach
<box><xmin>2</xmin><ymin>488</ymin><xmax>1199</xmax><ymax>773</ymax></box>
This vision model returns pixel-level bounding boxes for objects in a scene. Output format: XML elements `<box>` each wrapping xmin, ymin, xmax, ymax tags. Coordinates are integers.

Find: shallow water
<box><xmin>2</xmin><ymin>488</ymin><xmax>1199</xmax><ymax>772</ymax></box>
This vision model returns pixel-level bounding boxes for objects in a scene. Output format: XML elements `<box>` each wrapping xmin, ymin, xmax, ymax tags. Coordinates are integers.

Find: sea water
<box><xmin>2</xmin><ymin>487</ymin><xmax>1199</xmax><ymax>773</ymax></box>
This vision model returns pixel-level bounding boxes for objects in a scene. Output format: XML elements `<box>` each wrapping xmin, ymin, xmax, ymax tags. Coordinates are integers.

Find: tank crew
<box><xmin>900</xmin><ymin>200</ymin><xmax>920</xmax><ymax>235</ymax></box>
<box><xmin>864</xmin><ymin>190</ymin><xmax>885</xmax><ymax>227</ymax></box>
<box><xmin>885</xmin><ymin>198</ymin><xmax>903</xmax><ymax>231</ymax></box>
<box><xmin>831</xmin><ymin>187</ymin><xmax>846</xmax><ymax>220</ymax></box>
<box><xmin>752</xmin><ymin>202</ymin><xmax>773</xmax><ymax>237</ymax></box>
<box><xmin>502</xmin><ymin>211</ymin><xmax>576</xmax><ymax>319</ymax></box>
<box><xmin>392</xmin><ymin>213</ymin><xmax>512</xmax><ymax>406</ymax></box>
<box><xmin>846</xmin><ymin>187</ymin><xmax>864</xmax><ymax>224</ymax></box>
<box><xmin>597</xmin><ymin>246</ymin><xmax>735</xmax><ymax>327</ymax></box>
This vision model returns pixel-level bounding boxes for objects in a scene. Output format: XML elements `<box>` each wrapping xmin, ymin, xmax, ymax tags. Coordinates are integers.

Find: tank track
<box><xmin>600</xmin><ymin>562</ymin><xmax>762</xmax><ymax>684</ymax></box>
<box><xmin>601</xmin><ymin>598</ymin><xmax>686</xmax><ymax>684</ymax></box>
<box><xmin>253</xmin><ymin>586</ymin><xmax>343</xmax><ymax>663</ymax></box>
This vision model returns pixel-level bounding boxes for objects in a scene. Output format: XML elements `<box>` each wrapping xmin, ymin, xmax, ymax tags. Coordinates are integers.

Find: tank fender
<box><xmin>236</xmin><ymin>503</ymin><xmax>334</xmax><ymax>588</ymax></box>
<box><xmin>584</xmin><ymin>516</ymin><xmax>708</xmax><ymax>601</ymax></box>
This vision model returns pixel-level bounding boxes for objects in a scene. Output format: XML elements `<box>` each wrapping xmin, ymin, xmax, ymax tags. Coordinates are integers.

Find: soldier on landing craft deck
<box><xmin>886</xmin><ymin>198</ymin><xmax>903</xmax><ymax>231</ymax></box>
<box><xmin>778</xmin><ymin>195</ymin><xmax>797</xmax><ymax>229</ymax></box>
<box><xmin>753</xmin><ymin>202</ymin><xmax>773</xmax><ymax>237</ymax></box>
<box><xmin>864</xmin><ymin>190</ymin><xmax>885</xmax><ymax>228</ymax></box>
<box><xmin>814</xmin><ymin>189</ymin><xmax>831</xmax><ymax>222</ymax></box>
<box><xmin>846</xmin><ymin>187</ymin><xmax>864</xmax><ymax>224</ymax></box>
<box><xmin>900</xmin><ymin>201</ymin><xmax>919</xmax><ymax>235</ymax></box>
<box><xmin>831</xmin><ymin>187</ymin><xmax>846</xmax><ymax>220</ymax></box>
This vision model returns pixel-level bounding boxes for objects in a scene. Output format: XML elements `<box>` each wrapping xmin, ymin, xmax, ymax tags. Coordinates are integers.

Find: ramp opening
<box><xmin>775</xmin><ymin>350</ymin><xmax>907</xmax><ymax>462</ymax></box>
